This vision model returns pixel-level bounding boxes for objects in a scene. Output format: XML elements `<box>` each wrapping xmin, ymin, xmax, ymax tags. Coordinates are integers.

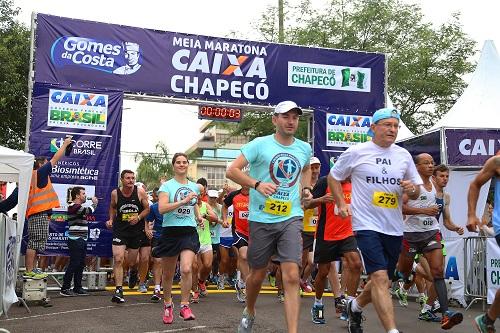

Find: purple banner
<box><xmin>25</xmin><ymin>83</ymin><xmax>123</xmax><ymax>257</ymax></box>
<box><xmin>445</xmin><ymin>128</ymin><xmax>500</xmax><ymax>166</ymax></box>
<box><xmin>34</xmin><ymin>14</ymin><xmax>385</xmax><ymax>110</ymax></box>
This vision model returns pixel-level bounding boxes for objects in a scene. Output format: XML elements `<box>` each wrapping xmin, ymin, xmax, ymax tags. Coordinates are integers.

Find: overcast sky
<box><xmin>13</xmin><ymin>0</ymin><xmax>499</xmax><ymax>170</ymax></box>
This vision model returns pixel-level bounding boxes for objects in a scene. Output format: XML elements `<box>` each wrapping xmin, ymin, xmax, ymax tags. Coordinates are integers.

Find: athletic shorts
<box><xmin>112</xmin><ymin>230</ymin><xmax>143</xmax><ymax>249</ymax></box>
<box><xmin>314</xmin><ymin>236</ymin><xmax>358</xmax><ymax>264</ymax></box>
<box><xmin>152</xmin><ymin>227</ymin><xmax>200</xmax><ymax>258</ymax></box>
<box><xmin>27</xmin><ymin>212</ymin><xmax>50</xmax><ymax>251</ymax></box>
<box><xmin>302</xmin><ymin>232</ymin><xmax>315</xmax><ymax>252</ymax></box>
<box><xmin>232</xmin><ymin>231</ymin><xmax>249</xmax><ymax>249</ymax></box>
<box><xmin>198</xmin><ymin>243</ymin><xmax>213</xmax><ymax>254</ymax></box>
<box><xmin>139</xmin><ymin>232</ymin><xmax>151</xmax><ymax>248</ymax></box>
<box><xmin>247</xmin><ymin>217</ymin><xmax>302</xmax><ymax>269</ymax></box>
<box><xmin>220</xmin><ymin>237</ymin><xmax>233</xmax><ymax>249</ymax></box>
<box><xmin>355</xmin><ymin>230</ymin><xmax>402</xmax><ymax>280</ymax></box>
<box><xmin>402</xmin><ymin>230</ymin><xmax>442</xmax><ymax>257</ymax></box>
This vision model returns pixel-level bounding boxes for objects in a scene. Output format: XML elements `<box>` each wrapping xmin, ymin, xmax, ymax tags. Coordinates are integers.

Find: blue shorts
<box><xmin>220</xmin><ymin>236</ymin><xmax>234</xmax><ymax>249</ymax></box>
<box><xmin>355</xmin><ymin>230</ymin><xmax>402</xmax><ymax>280</ymax></box>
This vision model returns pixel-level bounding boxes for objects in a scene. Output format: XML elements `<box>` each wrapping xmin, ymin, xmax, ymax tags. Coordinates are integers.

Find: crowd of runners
<box><xmin>16</xmin><ymin>100</ymin><xmax>499</xmax><ymax>333</ymax></box>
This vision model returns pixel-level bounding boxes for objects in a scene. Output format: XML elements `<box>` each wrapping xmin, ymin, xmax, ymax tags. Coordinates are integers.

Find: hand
<box><xmin>400</xmin><ymin>180</ymin><xmax>416</xmax><ymax>194</ymax></box>
<box><xmin>424</xmin><ymin>205</ymin><xmax>440</xmax><ymax>216</ymax></box>
<box><xmin>466</xmin><ymin>216</ymin><xmax>480</xmax><ymax>233</ymax></box>
<box><xmin>106</xmin><ymin>219</ymin><xmax>113</xmax><ymax>229</ymax></box>
<box><xmin>222</xmin><ymin>220</ymin><xmax>229</xmax><ymax>228</ymax></box>
<box><xmin>63</xmin><ymin>136</ymin><xmax>73</xmax><ymax>147</ymax></box>
<box><xmin>455</xmin><ymin>226</ymin><xmax>464</xmax><ymax>235</ymax></box>
<box><xmin>197</xmin><ymin>216</ymin><xmax>204</xmax><ymax>229</ymax></box>
<box><xmin>338</xmin><ymin>203</ymin><xmax>352</xmax><ymax>218</ymax></box>
<box><xmin>145</xmin><ymin>227</ymin><xmax>153</xmax><ymax>240</ymax></box>
<box><xmin>320</xmin><ymin>194</ymin><xmax>335</xmax><ymax>204</ymax></box>
<box><xmin>129</xmin><ymin>215</ymin><xmax>139</xmax><ymax>225</ymax></box>
<box><xmin>256</xmin><ymin>182</ymin><xmax>278</xmax><ymax>197</ymax></box>
<box><xmin>183</xmin><ymin>192</ymin><xmax>198</xmax><ymax>204</ymax></box>
<box><xmin>91</xmin><ymin>197</ymin><xmax>98</xmax><ymax>205</ymax></box>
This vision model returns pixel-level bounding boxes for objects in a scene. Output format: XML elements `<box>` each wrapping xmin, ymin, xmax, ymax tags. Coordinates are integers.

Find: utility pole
<box><xmin>278</xmin><ymin>0</ymin><xmax>284</xmax><ymax>43</ymax></box>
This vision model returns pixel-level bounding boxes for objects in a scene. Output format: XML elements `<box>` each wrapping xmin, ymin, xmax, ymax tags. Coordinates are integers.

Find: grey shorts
<box><xmin>247</xmin><ymin>217</ymin><xmax>302</xmax><ymax>269</ymax></box>
<box><xmin>27</xmin><ymin>212</ymin><xmax>50</xmax><ymax>251</ymax></box>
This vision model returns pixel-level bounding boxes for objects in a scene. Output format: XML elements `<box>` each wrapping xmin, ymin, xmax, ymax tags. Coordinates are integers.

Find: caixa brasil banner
<box><xmin>25</xmin><ymin>82</ymin><xmax>123</xmax><ymax>257</ymax></box>
<box><xmin>34</xmin><ymin>14</ymin><xmax>385</xmax><ymax>110</ymax></box>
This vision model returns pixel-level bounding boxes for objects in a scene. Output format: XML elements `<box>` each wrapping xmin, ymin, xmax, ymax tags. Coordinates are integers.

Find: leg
<box><xmin>343</xmin><ymin>251</ymin><xmax>362</xmax><ymax>297</ymax></box>
<box><xmin>73</xmin><ymin>239</ymin><xmax>87</xmax><ymax>289</ymax></box>
<box><xmin>237</xmin><ymin>246</ymin><xmax>249</xmax><ymax>282</ymax></box>
<box><xmin>25</xmin><ymin>249</ymin><xmax>37</xmax><ymax>272</ymax></box>
<box><xmin>199</xmin><ymin>250</ymin><xmax>213</xmax><ymax>282</ymax></box>
<box><xmin>245</xmin><ymin>267</ymin><xmax>268</xmax><ymax>315</ymax></box>
<box><xmin>161</xmin><ymin>255</ymin><xmax>178</xmax><ymax>303</ymax></box>
<box><xmin>281</xmin><ymin>261</ymin><xmax>301</xmax><ymax>333</ymax></box>
<box><xmin>152</xmin><ymin>257</ymin><xmax>163</xmax><ymax>287</ymax></box>
<box><xmin>366</xmin><ymin>270</ymin><xmax>397</xmax><ymax>331</ymax></box>
<box><xmin>112</xmin><ymin>245</ymin><xmax>126</xmax><ymax>287</ymax></box>
<box><xmin>328</xmin><ymin>262</ymin><xmax>341</xmax><ymax>297</ymax></box>
<box><xmin>62</xmin><ymin>239</ymin><xmax>78</xmax><ymax>290</ymax></box>
<box><xmin>314</xmin><ymin>263</ymin><xmax>331</xmax><ymax>300</ymax></box>
<box><xmin>138</xmin><ymin>246</ymin><xmax>151</xmax><ymax>285</ymax></box>
<box><xmin>179</xmin><ymin>249</ymin><xmax>196</xmax><ymax>304</ymax></box>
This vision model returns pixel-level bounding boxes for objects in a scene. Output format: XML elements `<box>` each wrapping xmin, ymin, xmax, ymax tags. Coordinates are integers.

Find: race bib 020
<box><xmin>372</xmin><ymin>192</ymin><xmax>398</xmax><ymax>209</ymax></box>
<box><xmin>263</xmin><ymin>198</ymin><xmax>291</xmax><ymax>216</ymax></box>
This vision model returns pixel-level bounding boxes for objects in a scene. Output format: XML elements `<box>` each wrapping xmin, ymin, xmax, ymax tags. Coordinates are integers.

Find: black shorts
<box><xmin>302</xmin><ymin>232</ymin><xmax>315</xmax><ymax>252</ymax></box>
<box><xmin>232</xmin><ymin>231</ymin><xmax>249</xmax><ymax>249</ymax></box>
<box><xmin>112</xmin><ymin>230</ymin><xmax>143</xmax><ymax>249</ymax></box>
<box><xmin>402</xmin><ymin>230</ymin><xmax>442</xmax><ymax>257</ymax></box>
<box><xmin>314</xmin><ymin>236</ymin><xmax>358</xmax><ymax>264</ymax></box>
<box><xmin>139</xmin><ymin>232</ymin><xmax>151</xmax><ymax>248</ymax></box>
<box><xmin>152</xmin><ymin>227</ymin><xmax>200</xmax><ymax>258</ymax></box>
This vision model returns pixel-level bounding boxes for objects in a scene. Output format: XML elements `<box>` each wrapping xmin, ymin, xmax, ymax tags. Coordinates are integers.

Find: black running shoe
<box><xmin>111</xmin><ymin>289</ymin><xmax>125</xmax><ymax>303</ymax></box>
<box><xmin>73</xmin><ymin>288</ymin><xmax>89</xmax><ymax>296</ymax></box>
<box><xmin>347</xmin><ymin>299</ymin><xmax>363</xmax><ymax>333</ymax></box>
<box><xmin>128</xmin><ymin>269</ymin><xmax>138</xmax><ymax>289</ymax></box>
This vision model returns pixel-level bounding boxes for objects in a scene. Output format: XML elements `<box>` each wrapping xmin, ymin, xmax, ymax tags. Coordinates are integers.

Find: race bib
<box><xmin>176</xmin><ymin>206</ymin><xmax>193</xmax><ymax>216</ymax></box>
<box><xmin>122</xmin><ymin>212</ymin><xmax>138</xmax><ymax>222</ymax></box>
<box><xmin>239</xmin><ymin>211</ymin><xmax>249</xmax><ymax>220</ymax></box>
<box><xmin>372</xmin><ymin>192</ymin><xmax>398</xmax><ymax>209</ymax></box>
<box><xmin>263</xmin><ymin>198</ymin><xmax>291</xmax><ymax>216</ymax></box>
<box><xmin>308</xmin><ymin>215</ymin><xmax>318</xmax><ymax>227</ymax></box>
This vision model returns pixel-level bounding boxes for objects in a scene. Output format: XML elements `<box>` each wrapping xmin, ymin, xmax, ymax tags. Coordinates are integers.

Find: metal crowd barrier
<box><xmin>463</xmin><ymin>236</ymin><xmax>489</xmax><ymax>311</ymax></box>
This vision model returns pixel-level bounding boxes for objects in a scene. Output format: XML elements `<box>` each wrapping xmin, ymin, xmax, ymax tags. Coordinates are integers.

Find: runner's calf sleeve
<box><xmin>433</xmin><ymin>278</ymin><xmax>448</xmax><ymax>313</ymax></box>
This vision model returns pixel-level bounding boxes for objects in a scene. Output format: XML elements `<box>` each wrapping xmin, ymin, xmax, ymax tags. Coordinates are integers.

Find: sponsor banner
<box><xmin>26</xmin><ymin>82</ymin><xmax>122</xmax><ymax>257</ymax></box>
<box><xmin>396</xmin><ymin>129</ymin><xmax>442</xmax><ymax>166</ymax></box>
<box><xmin>326</xmin><ymin>113</ymin><xmax>372</xmax><ymax>148</ymax></box>
<box><xmin>1</xmin><ymin>214</ymin><xmax>18</xmax><ymax>316</ymax></box>
<box><xmin>487</xmin><ymin>238</ymin><xmax>500</xmax><ymax>304</ymax></box>
<box><xmin>35</xmin><ymin>14</ymin><xmax>385</xmax><ymax>110</ymax></box>
<box><xmin>445</xmin><ymin>128</ymin><xmax>500</xmax><ymax>166</ymax></box>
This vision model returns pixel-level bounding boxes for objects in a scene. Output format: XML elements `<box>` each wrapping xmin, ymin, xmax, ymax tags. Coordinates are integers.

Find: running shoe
<box><xmin>235</xmin><ymin>283</ymin><xmax>246</xmax><ymax>303</ymax></box>
<box><xmin>300</xmin><ymin>280</ymin><xmax>313</xmax><ymax>293</ymax></box>
<box><xmin>417</xmin><ymin>294</ymin><xmax>428</xmax><ymax>309</ymax></box>
<box><xmin>277</xmin><ymin>290</ymin><xmax>285</xmax><ymax>303</ymax></box>
<box><xmin>268</xmin><ymin>274</ymin><xmax>276</xmax><ymax>288</ymax></box>
<box><xmin>138</xmin><ymin>283</ymin><xmax>148</xmax><ymax>293</ymax></box>
<box><xmin>431</xmin><ymin>301</ymin><xmax>441</xmax><ymax>314</ymax></box>
<box><xmin>335</xmin><ymin>295</ymin><xmax>346</xmax><ymax>314</ymax></box>
<box><xmin>311</xmin><ymin>304</ymin><xmax>326</xmax><ymax>324</ymax></box>
<box><xmin>217</xmin><ymin>275</ymin><xmax>226</xmax><ymax>290</ymax></box>
<box><xmin>179</xmin><ymin>305</ymin><xmax>196</xmax><ymax>320</ymax></box>
<box><xmin>23</xmin><ymin>270</ymin><xmax>47</xmax><ymax>280</ymax></box>
<box><xmin>238</xmin><ymin>307</ymin><xmax>255</xmax><ymax>333</ymax></box>
<box><xmin>198</xmin><ymin>280</ymin><xmax>208</xmax><ymax>297</ymax></box>
<box><xmin>347</xmin><ymin>299</ymin><xmax>363</xmax><ymax>333</ymax></box>
<box><xmin>151</xmin><ymin>289</ymin><xmax>161</xmax><ymax>302</ymax></box>
<box><xmin>441</xmin><ymin>310</ymin><xmax>463</xmax><ymax>330</ymax></box>
<box><xmin>191</xmin><ymin>291</ymin><xmax>200</xmax><ymax>303</ymax></box>
<box><xmin>162</xmin><ymin>302</ymin><xmax>174</xmax><ymax>324</ymax></box>
<box><xmin>73</xmin><ymin>288</ymin><xmax>89</xmax><ymax>296</ymax></box>
<box><xmin>395</xmin><ymin>288</ymin><xmax>408</xmax><ymax>307</ymax></box>
<box><xmin>340</xmin><ymin>309</ymin><xmax>348</xmax><ymax>321</ymax></box>
<box><xmin>60</xmin><ymin>289</ymin><xmax>76</xmax><ymax>297</ymax></box>
<box><xmin>111</xmin><ymin>289</ymin><xmax>125</xmax><ymax>303</ymax></box>
<box><xmin>474</xmin><ymin>314</ymin><xmax>496</xmax><ymax>333</ymax></box>
<box><xmin>418</xmin><ymin>310</ymin><xmax>441</xmax><ymax>322</ymax></box>
<box><xmin>128</xmin><ymin>269</ymin><xmax>138</xmax><ymax>289</ymax></box>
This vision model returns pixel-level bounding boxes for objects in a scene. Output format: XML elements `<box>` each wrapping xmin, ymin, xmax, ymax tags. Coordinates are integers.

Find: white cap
<box><xmin>207</xmin><ymin>190</ymin><xmax>219</xmax><ymax>198</ymax></box>
<box><xmin>274</xmin><ymin>101</ymin><xmax>303</xmax><ymax>115</ymax></box>
<box><xmin>310</xmin><ymin>156</ymin><xmax>321</xmax><ymax>165</ymax></box>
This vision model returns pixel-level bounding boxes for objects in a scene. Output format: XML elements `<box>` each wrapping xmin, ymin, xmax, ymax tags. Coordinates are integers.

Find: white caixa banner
<box><xmin>486</xmin><ymin>238</ymin><xmax>500</xmax><ymax>304</ymax></box>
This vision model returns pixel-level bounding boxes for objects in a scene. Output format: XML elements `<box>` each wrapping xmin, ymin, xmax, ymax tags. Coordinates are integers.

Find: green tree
<box><xmin>134</xmin><ymin>142</ymin><xmax>173</xmax><ymax>191</ymax></box>
<box><xmin>236</xmin><ymin>0</ymin><xmax>476</xmax><ymax>135</ymax></box>
<box><xmin>0</xmin><ymin>0</ymin><xmax>30</xmax><ymax>149</ymax></box>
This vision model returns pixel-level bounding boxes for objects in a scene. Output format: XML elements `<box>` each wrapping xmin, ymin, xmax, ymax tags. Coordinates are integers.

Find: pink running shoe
<box><xmin>162</xmin><ymin>303</ymin><xmax>174</xmax><ymax>324</ymax></box>
<box><xmin>180</xmin><ymin>305</ymin><xmax>196</xmax><ymax>320</ymax></box>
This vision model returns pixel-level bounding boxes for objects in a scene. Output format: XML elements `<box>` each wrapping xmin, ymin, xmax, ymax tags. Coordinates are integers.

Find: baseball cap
<box><xmin>367</xmin><ymin>107</ymin><xmax>400</xmax><ymax>137</ymax></box>
<box><xmin>274</xmin><ymin>101</ymin><xmax>303</xmax><ymax>115</ymax></box>
<box><xmin>310</xmin><ymin>156</ymin><xmax>321</xmax><ymax>165</ymax></box>
<box><xmin>207</xmin><ymin>190</ymin><xmax>219</xmax><ymax>198</ymax></box>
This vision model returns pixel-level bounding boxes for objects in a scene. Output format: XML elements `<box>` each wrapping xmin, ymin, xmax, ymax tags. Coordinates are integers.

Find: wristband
<box><xmin>254</xmin><ymin>181</ymin><xmax>261</xmax><ymax>190</ymax></box>
<box><xmin>302</xmin><ymin>187</ymin><xmax>312</xmax><ymax>192</ymax></box>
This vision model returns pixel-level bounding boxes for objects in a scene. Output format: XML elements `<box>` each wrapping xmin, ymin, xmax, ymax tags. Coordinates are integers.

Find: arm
<box><xmin>442</xmin><ymin>193</ymin><xmax>464</xmax><ymax>234</ymax></box>
<box><xmin>300</xmin><ymin>164</ymin><xmax>312</xmax><ymax>201</ymax></box>
<box><xmin>221</xmin><ymin>204</ymin><xmax>230</xmax><ymax>228</ymax></box>
<box><xmin>327</xmin><ymin>174</ymin><xmax>351</xmax><ymax>217</ymax></box>
<box><xmin>106</xmin><ymin>190</ymin><xmax>117</xmax><ymax>229</ymax></box>
<box><xmin>0</xmin><ymin>187</ymin><xmax>18</xmax><ymax>213</ymax></box>
<box><xmin>467</xmin><ymin>156</ymin><xmax>498</xmax><ymax>232</ymax></box>
<box><xmin>158</xmin><ymin>191</ymin><xmax>197</xmax><ymax>214</ymax></box>
<box><xmin>204</xmin><ymin>203</ymin><xmax>219</xmax><ymax>223</ymax></box>
<box><xmin>50</xmin><ymin>136</ymin><xmax>72</xmax><ymax>166</ymax></box>
<box><xmin>226</xmin><ymin>154</ymin><xmax>277</xmax><ymax>197</ymax></box>
<box><xmin>402</xmin><ymin>191</ymin><xmax>439</xmax><ymax>216</ymax></box>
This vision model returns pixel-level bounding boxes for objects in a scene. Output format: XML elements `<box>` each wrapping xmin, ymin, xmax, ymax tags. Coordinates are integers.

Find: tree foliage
<box><xmin>134</xmin><ymin>142</ymin><xmax>173</xmax><ymax>191</ymax></box>
<box><xmin>234</xmin><ymin>0</ymin><xmax>476</xmax><ymax>136</ymax></box>
<box><xmin>0</xmin><ymin>0</ymin><xmax>30</xmax><ymax>149</ymax></box>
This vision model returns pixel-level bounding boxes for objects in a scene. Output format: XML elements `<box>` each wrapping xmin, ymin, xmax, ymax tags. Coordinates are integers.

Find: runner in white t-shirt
<box><xmin>328</xmin><ymin>108</ymin><xmax>422</xmax><ymax>333</ymax></box>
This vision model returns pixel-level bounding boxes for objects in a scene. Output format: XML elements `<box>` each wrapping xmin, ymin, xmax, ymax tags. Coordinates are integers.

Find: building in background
<box><xmin>186</xmin><ymin>121</ymin><xmax>248</xmax><ymax>189</ymax></box>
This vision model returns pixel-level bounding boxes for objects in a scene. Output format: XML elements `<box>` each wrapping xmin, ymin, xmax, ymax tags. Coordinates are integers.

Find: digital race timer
<box><xmin>198</xmin><ymin>105</ymin><xmax>243</xmax><ymax>122</ymax></box>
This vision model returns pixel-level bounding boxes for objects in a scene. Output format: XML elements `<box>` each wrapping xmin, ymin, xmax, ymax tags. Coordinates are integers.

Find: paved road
<box><xmin>0</xmin><ymin>285</ymin><xmax>486</xmax><ymax>333</ymax></box>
